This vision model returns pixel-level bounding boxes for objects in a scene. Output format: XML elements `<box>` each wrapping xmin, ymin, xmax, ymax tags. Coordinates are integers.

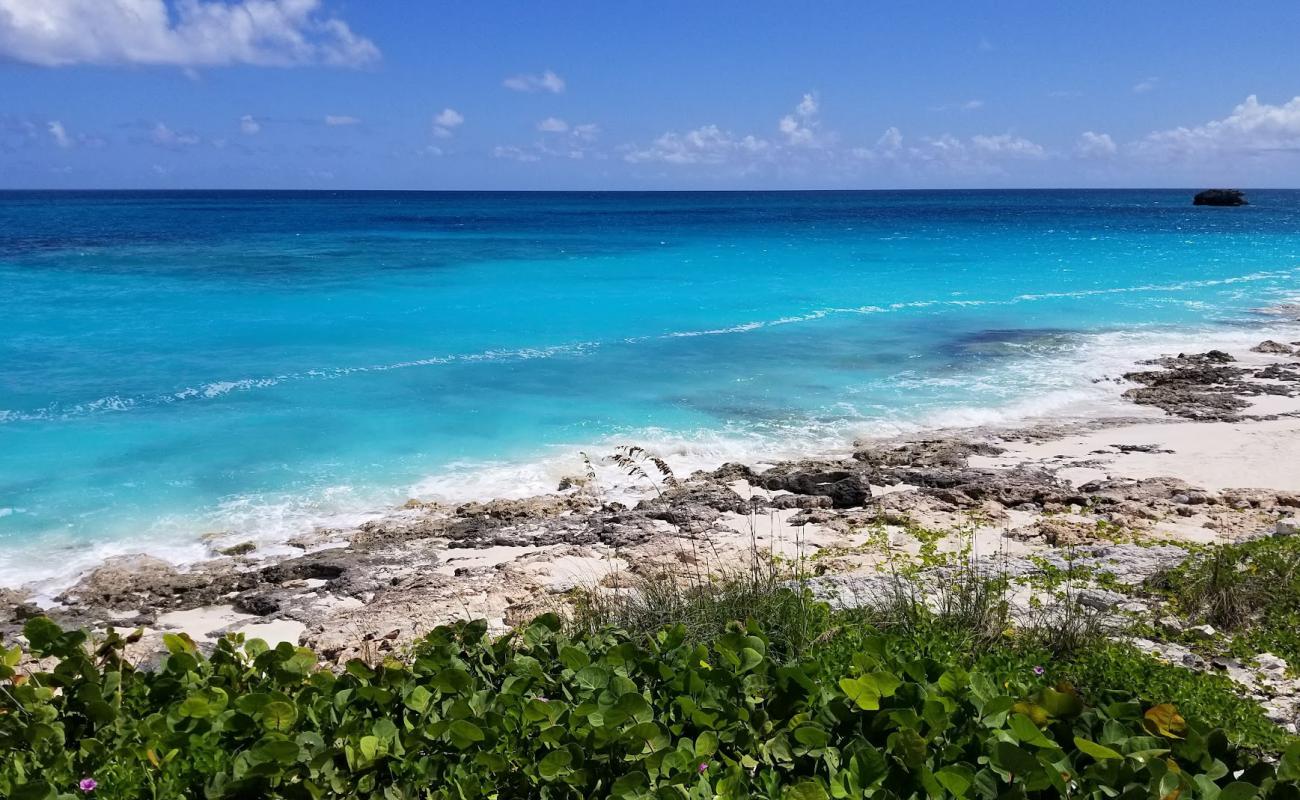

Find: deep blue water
<box><xmin>2</xmin><ymin>190</ymin><xmax>1299</xmax><ymax>586</ymax></box>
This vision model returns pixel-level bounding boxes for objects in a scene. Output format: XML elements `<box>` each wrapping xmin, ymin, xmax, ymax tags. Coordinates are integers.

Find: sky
<box><xmin>2</xmin><ymin>0</ymin><xmax>1300</xmax><ymax>190</ymax></box>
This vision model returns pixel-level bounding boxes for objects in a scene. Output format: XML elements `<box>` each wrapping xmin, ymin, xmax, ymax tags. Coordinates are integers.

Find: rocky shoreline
<box><xmin>4</xmin><ymin>338</ymin><xmax>1300</xmax><ymax>714</ymax></box>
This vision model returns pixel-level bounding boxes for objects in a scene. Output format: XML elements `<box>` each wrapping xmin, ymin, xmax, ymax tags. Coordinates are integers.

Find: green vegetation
<box><xmin>1065</xmin><ymin>644</ymin><xmax>1292</xmax><ymax>753</ymax></box>
<box><xmin>1155</xmin><ymin>534</ymin><xmax>1300</xmax><ymax>668</ymax></box>
<box><xmin>4</xmin><ymin>608</ymin><xmax>1300</xmax><ymax>800</ymax></box>
<box><xmin>5</xmin><ymin>517</ymin><xmax>1298</xmax><ymax>799</ymax></box>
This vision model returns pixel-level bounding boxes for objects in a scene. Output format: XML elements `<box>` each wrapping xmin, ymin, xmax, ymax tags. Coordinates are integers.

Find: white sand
<box><xmin>974</xmin><ymin>415</ymin><xmax>1300</xmax><ymax>493</ymax></box>
<box><xmin>156</xmin><ymin>604</ymin><xmax>306</xmax><ymax>648</ymax></box>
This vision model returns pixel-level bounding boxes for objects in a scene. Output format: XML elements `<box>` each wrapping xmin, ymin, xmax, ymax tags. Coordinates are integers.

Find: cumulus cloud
<box><xmin>503</xmin><ymin>70</ymin><xmax>565</xmax><ymax>93</ymax></box>
<box><xmin>47</xmin><ymin>120</ymin><xmax>72</xmax><ymax>148</ymax></box>
<box><xmin>778</xmin><ymin>92</ymin><xmax>821</xmax><ymax>146</ymax></box>
<box><xmin>1136</xmin><ymin>95</ymin><xmax>1300</xmax><ymax>160</ymax></box>
<box><xmin>150</xmin><ymin>122</ymin><xmax>200</xmax><ymax>149</ymax></box>
<box><xmin>1076</xmin><ymin>131</ymin><xmax>1117</xmax><ymax>158</ymax></box>
<box><xmin>853</xmin><ymin>127</ymin><xmax>1047</xmax><ymax>174</ymax></box>
<box><xmin>239</xmin><ymin>114</ymin><xmax>260</xmax><ymax>135</ymax></box>
<box><xmin>1133</xmin><ymin>77</ymin><xmax>1160</xmax><ymax>94</ymax></box>
<box><xmin>970</xmin><ymin>133</ymin><xmax>1046</xmax><ymax>158</ymax></box>
<box><xmin>491</xmin><ymin>121</ymin><xmax>602</xmax><ymax>163</ymax></box>
<box><xmin>625</xmin><ymin>124</ymin><xmax>770</xmax><ymax>165</ymax></box>
<box><xmin>432</xmin><ymin>108</ymin><xmax>464</xmax><ymax>138</ymax></box>
<box><xmin>0</xmin><ymin>0</ymin><xmax>379</xmax><ymax>68</ymax></box>
<box><xmin>627</xmin><ymin>94</ymin><xmax>830</xmax><ymax>167</ymax></box>
<box><xmin>493</xmin><ymin>145</ymin><xmax>541</xmax><ymax>162</ymax></box>
<box><xmin>325</xmin><ymin>115</ymin><xmax>360</xmax><ymax>126</ymax></box>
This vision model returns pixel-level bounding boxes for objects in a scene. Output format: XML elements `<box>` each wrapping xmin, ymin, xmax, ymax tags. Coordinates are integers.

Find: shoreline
<box><xmin>4</xmin><ymin>329</ymin><xmax>1300</xmax><ymax>666</ymax></box>
<box><xmin>6</xmin><ymin>307</ymin><xmax>1300</xmax><ymax>593</ymax></box>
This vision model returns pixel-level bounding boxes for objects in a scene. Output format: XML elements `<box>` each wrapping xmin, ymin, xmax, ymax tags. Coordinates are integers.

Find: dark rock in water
<box><xmin>1193</xmin><ymin>189</ymin><xmax>1247</xmax><ymax>206</ymax></box>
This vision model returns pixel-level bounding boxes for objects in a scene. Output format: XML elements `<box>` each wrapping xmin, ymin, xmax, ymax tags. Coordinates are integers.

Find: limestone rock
<box><xmin>1251</xmin><ymin>340</ymin><xmax>1295</xmax><ymax>355</ymax></box>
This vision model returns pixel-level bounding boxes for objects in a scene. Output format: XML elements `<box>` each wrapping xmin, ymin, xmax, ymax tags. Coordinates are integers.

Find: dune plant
<box><xmin>4</xmin><ymin>614</ymin><xmax>1300</xmax><ymax>799</ymax></box>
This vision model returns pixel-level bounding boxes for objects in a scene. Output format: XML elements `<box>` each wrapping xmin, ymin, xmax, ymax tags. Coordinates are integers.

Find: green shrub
<box><xmin>4</xmin><ymin>615</ymin><xmax>1300</xmax><ymax>799</ymax></box>
<box><xmin>570</xmin><ymin>570</ymin><xmax>831</xmax><ymax>664</ymax></box>
<box><xmin>1156</xmin><ymin>535</ymin><xmax>1300</xmax><ymax>667</ymax></box>
<box><xmin>1065</xmin><ymin>643</ymin><xmax>1295</xmax><ymax>754</ymax></box>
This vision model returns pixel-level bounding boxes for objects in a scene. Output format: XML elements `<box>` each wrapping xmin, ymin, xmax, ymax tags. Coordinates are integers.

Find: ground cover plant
<box><xmin>4</xmin><ymin>611</ymin><xmax>1300</xmax><ymax>800</ymax></box>
<box><xmin>1153</xmin><ymin>535</ymin><xmax>1300</xmax><ymax>668</ymax></box>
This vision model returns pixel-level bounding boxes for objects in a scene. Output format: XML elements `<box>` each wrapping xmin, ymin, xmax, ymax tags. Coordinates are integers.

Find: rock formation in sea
<box><xmin>1193</xmin><ymin>189</ymin><xmax>1248</xmax><ymax>206</ymax></box>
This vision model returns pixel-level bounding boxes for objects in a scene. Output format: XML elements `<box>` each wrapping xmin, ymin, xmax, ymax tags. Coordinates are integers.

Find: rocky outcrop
<box><xmin>1252</xmin><ymin>340</ymin><xmax>1295</xmax><ymax>355</ymax></box>
<box><xmin>1121</xmin><ymin>350</ymin><xmax>1299</xmax><ymax>420</ymax></box>
<box><xmin>757</xmin><ymin>463</ymin><xmax>872</xmax><ymax>508</ymax></box>
<box><xmin>1193</xmin><ymin>189</ymin><xmax>1247</xmax><ymax>206</ymax></box>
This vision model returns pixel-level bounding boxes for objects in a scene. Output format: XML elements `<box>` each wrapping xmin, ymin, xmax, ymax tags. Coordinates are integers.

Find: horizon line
<box><xmin>0</xmin><ymin>186</ymin><xmax>1285</xmax><ymax>194</ymax></box>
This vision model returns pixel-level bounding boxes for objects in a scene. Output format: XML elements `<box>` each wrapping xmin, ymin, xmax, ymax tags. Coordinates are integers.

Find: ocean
<box><xmin>2</xmin><ymin>189</ymin><xmax>1299</xmax><ymax>588</ymax></box>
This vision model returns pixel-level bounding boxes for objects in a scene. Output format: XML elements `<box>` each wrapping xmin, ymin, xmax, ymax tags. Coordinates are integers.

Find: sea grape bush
<box><xmin>3</xmin><ymin>614</ymin><xmax>1300</xmax><ymax>799</ymax></box>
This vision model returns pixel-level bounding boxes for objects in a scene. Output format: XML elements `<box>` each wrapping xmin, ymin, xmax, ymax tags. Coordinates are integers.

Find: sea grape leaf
<box><xmin>935</xmin><ymin>765</ymin><xmax>975</xmax><ymax>797</ymax></box>
<box><xmin>1073</xmin><ymin>737</ymin><xmax>1123</xmax><ymax>761</ymax></box>
<box><xmin>1009</xmin><ymin>713</ymin><xmax>1054</xmax><ymax>747</ymax></box>
<box><xmin>1279</xmin><ymin>741</ymin><xmax>1300</xmax><ymax>782</ymax></box>
<box><xmin>794</xmin><ymin>724</ymin><xmax>830</xmax><ymax>749</ymax></box>
<box><xmin>447</xmin><ymin>719</ymin><xmax>485</xmax><ymax>749</ymax></box>
<box><xmin>1144</xmin><ymin>704</ymin><xmax>1187</xmax><ymax>739</ymax></box>
<box><xmin>262</xmin><ymin>700</ymin><xmax>297</xmax><ymax>732</ymax></box>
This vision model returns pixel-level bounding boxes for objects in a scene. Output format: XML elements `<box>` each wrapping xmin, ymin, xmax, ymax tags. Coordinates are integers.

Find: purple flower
<box><xmin>698</xmin><ymin>762</ymin><xmax>709</xmax><ymax>774</ymax></box>
<box><xmin>1033</xmin><ymin>665</ymin><xmax>1045</xmax><ymax>676</ymax></box>
<box><xmin>79</xmin><ymin>778</ymin><xmax>97</xmax><ymax>793</ymax></box>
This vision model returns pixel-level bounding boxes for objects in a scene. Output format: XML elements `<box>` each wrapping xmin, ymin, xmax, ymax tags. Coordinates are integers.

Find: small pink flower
<box><xmin>79</xmin><ymin>778</ymin><xmax>97</xmax><ymax>793</ymax></box>
<box><xmin>698</xmin><ymin>762</ymin><xmax>709</xmax><ymax>774</ymax></box>
<box><xmin>1033</xmin><ymin>665</ymin><xmax>1045</xmax><ymax>676</ymax></box>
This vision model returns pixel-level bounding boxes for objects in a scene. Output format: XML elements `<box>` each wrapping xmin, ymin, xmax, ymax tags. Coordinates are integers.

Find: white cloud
<box><xmin>1136</xmin><ymin>95</ymin><xmax>1300</xmax><ymax>160</ymax></box>
<box><xmin>150</xmin><ymin>122</ymin><xmax>200</xmax><ymax>149</ymax></box>
<box><xmin>978</xmin><ymin>36</ymin><xmax>995</xmax><ymax>52</ymax></box>
<box><xmin>503</xmin><ymin>70</ymin><xmax>565</xmax><ymax>93</ymax></box>
<box><xmin>47</xmin><ymin>120</ymin><xmax>72</xmax><ymax>148</ymax></box>
<box><xmin>876</xmin><ymin>126</ymin><xmax>903</xmax><ymax>151</ymax></box>
<box><xmin>1133</xmin><ymin>77</ymin><xmax>1160</xmax><ymax>94</ymax></box>
<box><xmin>626</xmin><ymin>124</ymin><xmax>769</xmax><ymax>165</ymax></box>
<box><xmin>0</xmin><ymin>0</ymin><xmax>379</xmax><ymax>68</ymax></box>
<box><xmin>493</xmin><ymin>145</ymin><xmax>541</xmax><ymax>162</ymax></box>
<box><xmin>572</xmin><ymin>123</ymin><xmax>600</xmax><ymax>142</ymax></box>
<box><xmin>239</xmin><ymin>114</ymin><xmax>260</xmax><ymax>135</ymax></box>
<box><xmin>934</xmin><ymin>99</ymin><xmax>985</xmax><ymax>112</ymax></box>
<box><xmin>432</xmin><ymin>108</ymin><xmax>464</xmax><ymax>138</ymax></box>
<box><xmin>325</xmin><ymin>115</ymin><xmax>360</xmax><ymax>126</ymax></box>
<box><xmin>778</xmin><ymin>92</ymin><xmax>822</xmax><ymax>146</ymax></box>
<box><xmin>970</xmin><ymin>133</ymin><xmax>1046</xmax><ymax>158</ymax></box>
<box><xmin>492</xmin><ymin>121</ymin><xmax>602</xmax><ymax>163</ymax></box>
<box><xmin>853</xmin><ymin>127</ymin><xmax>1047</xmax><ymax>174</ymax></box>
<box><xmin>1076</xmin><ymin>131</ymin><xmax>1117</xmax><ymax>158</ymax></box>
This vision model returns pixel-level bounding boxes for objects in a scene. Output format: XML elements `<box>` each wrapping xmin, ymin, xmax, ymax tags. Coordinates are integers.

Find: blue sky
<box><xmin>2</xmin><ymin>0</ymin><xmax>1300</xmax><ymax>189</ymax></box>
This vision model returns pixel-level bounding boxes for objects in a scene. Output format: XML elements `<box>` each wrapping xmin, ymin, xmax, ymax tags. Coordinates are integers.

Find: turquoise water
<box><xmin>2</xmin><ymin>190</ymin><xmax>1299</xmax><ymax>586</ymax></box>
